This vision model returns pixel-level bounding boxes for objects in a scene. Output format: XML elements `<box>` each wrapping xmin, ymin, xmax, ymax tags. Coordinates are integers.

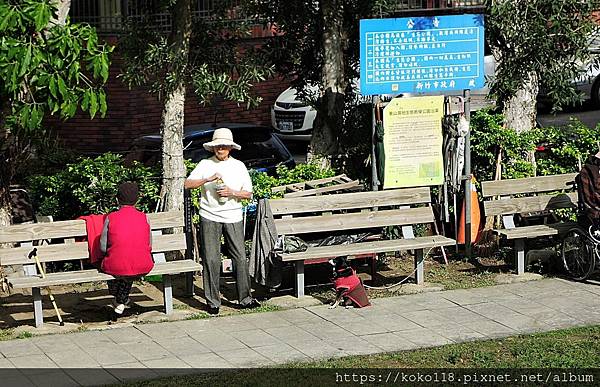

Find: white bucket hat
<box><xmin>202</xmin><ymin>127</ymin><xmax>241</xmax><ymax>151</ymax></box>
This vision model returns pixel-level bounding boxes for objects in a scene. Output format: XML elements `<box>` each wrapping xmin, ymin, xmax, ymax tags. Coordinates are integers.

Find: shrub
<box><xmin>470</xmin><ymin>109</ymin><xmax>600</xmax><ymax>180</ymax></box>
<box><xmin>470</xmin><ymin>108</ymin><xmax>537</xmax><ymax>181</ymax></box>
<box><xmin>533</xmin><ymin>119</ymin><xmax>600</xmax><ymax>175</ymax></box>
<box><xmin>27</xmin><ymin>153</ymin><xmax>160</xmax><ymax>220</ymax></box>
<box><xmin>274</xmin><ymin>162</ymin><xmax>336</xmax><ymax>188</ymax></box>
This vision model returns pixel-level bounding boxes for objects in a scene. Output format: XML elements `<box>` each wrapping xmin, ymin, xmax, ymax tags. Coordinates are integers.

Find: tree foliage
<box><xmin>245</xmin><ymin>0</ymin><xmax>392</xmax><ymax>164</ymax></box>
<box><xmin>119</xmin><ymin>1</ymin><xmax>274</xmax><ymax>110</ymax></box>
<box><xmin>0</xmin><ymin>0</ymin><xmax>112</xmax><ymax>131</ymax></box>
<box><xmin>486</xmin><ymin>0</ymin><xmax>600</xmax><ymax>112</ymax></box>
<box><xmin>0</xmin><ymin>0</ymin><xmax>112</xmax><ymax>224</ymax></box>
<box><xmin>245</xmin><ymin>0</ymin><xmax>393</xmax><ymax>100</ymax></box>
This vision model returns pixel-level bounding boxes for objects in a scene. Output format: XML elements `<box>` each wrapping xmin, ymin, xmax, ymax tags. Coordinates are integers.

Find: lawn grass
<box><xmin>425</xmin><ymin>263</ymin><xmax>499</xmax><ymax>290</ymax></box>
<box><xmin>0</xmin><ymin>328</ymin><xmax>34</xmax><ymax>341</ymax></box>
<box><xmin>120</xmin><ymin>325</ymin><xmax>600</xmax><ymax>387</ymax></box>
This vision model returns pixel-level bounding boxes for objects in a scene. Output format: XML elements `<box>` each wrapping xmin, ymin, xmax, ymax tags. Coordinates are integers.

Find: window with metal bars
<box><xmin>69</xmin><ymin>0</ymin><xmax>240</xmax><ymax>34</ymax></box>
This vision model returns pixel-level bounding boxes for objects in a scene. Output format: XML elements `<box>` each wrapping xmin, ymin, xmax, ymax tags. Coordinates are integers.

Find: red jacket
<box><xmin>101</xmin><ymin>206</ymin><xmax>154</xmax><ymax>276</ymax></box>
<box><xmin>78</xmin><ymin>214</ymin><xmax>107</xmax><ymax>265</ymax></box>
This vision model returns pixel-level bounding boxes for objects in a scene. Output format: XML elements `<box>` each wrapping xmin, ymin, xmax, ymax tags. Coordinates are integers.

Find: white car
<box><xmin>567</xmin><ymin>54</ymin><xmax>600</xmax><ymax>106</ymax></box>
<box><xmin>271</xmin><ymin>56</ymin><xmax>496</xmax><ymax>141</ymax></box>
<box><xmin>271</xmin><ymin>87</ymin><xmax>318</xmax><ymax>141</ymax></box>
<box><xmin>577</xmin><ymin>33</ymin><xmax>600</xmax><ymax>105</ymax></box>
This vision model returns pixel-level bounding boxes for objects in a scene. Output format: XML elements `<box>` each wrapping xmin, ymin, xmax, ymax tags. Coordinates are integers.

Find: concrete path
<box><xmin>1</xmin><ymin>277</ymin><xmax>600</xmax><ymax>386</ymax></box>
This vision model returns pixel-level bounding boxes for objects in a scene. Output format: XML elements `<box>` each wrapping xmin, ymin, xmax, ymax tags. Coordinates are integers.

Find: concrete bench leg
<box><xmin>185</xmin><ymin>272</ymin><xmax>195</xmax><ymax>297</ymax></box>
<box><xmin>294</xmin><ymin>261</ymin><xmax>305</xmax><ymax>298</ymax></box>
<box><xmin>163</xmin><ymin>275</ymin><xmax>173</xmax><ymax>315</ymax></box>
<box><xmin>514</xmin><ymin>238</ymin><xmax>525</xmax><ymax>275</ymax></box>
<box><xmin>32</xmin><ymin>287</ymin><xmax>43</xmax><ymax>328</ymax></box>
<box><xmin>414</xmin><ymin>249</ymin><xmax>424</xmax><ymax>285</ymax></box>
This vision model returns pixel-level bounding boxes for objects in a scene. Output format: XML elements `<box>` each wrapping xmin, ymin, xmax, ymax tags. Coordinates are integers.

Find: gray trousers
<box><xmin>199</xmin><ymin>218</ymin><xmax>252</xmax><ymax>308</ymax></box>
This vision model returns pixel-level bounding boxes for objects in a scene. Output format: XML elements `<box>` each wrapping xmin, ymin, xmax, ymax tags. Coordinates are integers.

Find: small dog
<box><xmin>329</xmin><ymin>257</ymin><xmax>370</xmax><ymax>309</ymax></box>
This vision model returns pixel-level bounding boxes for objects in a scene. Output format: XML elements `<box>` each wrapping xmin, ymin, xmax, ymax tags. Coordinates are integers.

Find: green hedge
<box><xmin>470</xmin><ymin>109</ymin><xmax>600</xmax><ymax>181</ymax></box>
<box><xmin>27</xmin><ymin>153</ymin><xmax>160</xmax><ymax>220</ymax></box>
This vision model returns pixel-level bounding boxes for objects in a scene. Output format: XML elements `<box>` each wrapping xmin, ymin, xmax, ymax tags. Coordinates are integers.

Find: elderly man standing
<box><xmin>184</xmin><ymin>127</ymin><xmax>260</xmax><ymax>315</ymax></box>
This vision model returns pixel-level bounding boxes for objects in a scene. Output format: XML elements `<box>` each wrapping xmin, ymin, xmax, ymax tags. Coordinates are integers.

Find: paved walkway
<box><xmin>1</xmin><ymin>278</ymin><xmax>600</xmax><ymax>386</ymax></box>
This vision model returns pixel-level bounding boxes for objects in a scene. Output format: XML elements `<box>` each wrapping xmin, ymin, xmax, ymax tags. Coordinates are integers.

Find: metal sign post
<box><xmin>371</xmin><ymin>95</ymin><xmax>380</xmax><ymax>192</ymax></box>
<box><xmin>463</xmin><ymin>89</ymin><xmax>472</xmax><ymax>258</ymax></box>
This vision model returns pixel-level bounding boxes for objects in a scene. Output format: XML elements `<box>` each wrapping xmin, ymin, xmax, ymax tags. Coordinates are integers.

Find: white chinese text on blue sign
<box><xmin>360</xmin><ymin>14</ymin><xmax>485</xmax><ymax>96</ymax></box>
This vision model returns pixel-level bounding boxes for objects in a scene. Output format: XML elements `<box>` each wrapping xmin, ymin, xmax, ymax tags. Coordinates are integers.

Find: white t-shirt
<box><xmin>188</xmin><ymin>156</ymin><xmax>252</xmax><ymax>223</ymax></box>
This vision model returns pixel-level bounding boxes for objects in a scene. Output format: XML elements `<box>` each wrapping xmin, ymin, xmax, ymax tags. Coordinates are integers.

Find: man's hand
<box><xmin>184</xmin><ymin>172</ymin><xmax>221</xmax><ymax>190</ymax></box>
<box><xmin>207</xmin><ymin>173</ymin><xmax>221</xmax><ymax>182</ymax></box>
<box><xmin>216</xmin><ymin>186</ymin><xmax>252</xmax><ymax>200</ymax></box>
<box><xmin>216</xmin><ymin>186</ymin><xmax>234</xmax><ymax>198</ymax></box>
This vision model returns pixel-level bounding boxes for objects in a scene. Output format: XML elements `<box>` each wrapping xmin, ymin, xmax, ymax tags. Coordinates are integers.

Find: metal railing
<box><xmin>70</xmin><ymin>0</ymin><xmax>240</xmax><ymax>34</ymax></box>
<box><xmin>389</xmin><ymin>0</ymin><xmax>485</xmax><ymax>12</ymax></box>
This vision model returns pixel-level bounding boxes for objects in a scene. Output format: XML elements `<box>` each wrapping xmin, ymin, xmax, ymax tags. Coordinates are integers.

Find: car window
<box><xmin>233</xmin><ymin>129</ymin><xmax>290</xmax><ymax>168</ymax></box>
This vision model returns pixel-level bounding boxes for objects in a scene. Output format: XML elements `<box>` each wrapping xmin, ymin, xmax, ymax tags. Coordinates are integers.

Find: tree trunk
<box><xmin>52</xmin><ymin>0</ymin><xmax>71</xmax><ymax>26</ymax></box>
<box><xmin>309</xmin><ymin>0</ymin><xmax>347</xmax><ymax>161</ymax></box>
<box><xmin>0</xmin><ymin>187</ymin><xmax>11</xmax><ymax>228</ymax></box>
<box><xmin>502</xmin><ymin>72</ymin><xmax>539</xmax><ymax>133</ymax></box>
<box><xmin>161</xmin><ymin>85</ymin><xmax>187</xmax><ymax>212</ymax></box>
<box><xmin>160</xmin><ymin>0</ymin><xmax>191</xmax><ymax>213</ymax></box>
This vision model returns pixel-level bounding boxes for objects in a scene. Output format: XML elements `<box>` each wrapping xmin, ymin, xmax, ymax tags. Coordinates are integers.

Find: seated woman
<box><xmin>99</xmin><ymin>182</ymin><xmax>154</xmax><ymax>318</ymax></box>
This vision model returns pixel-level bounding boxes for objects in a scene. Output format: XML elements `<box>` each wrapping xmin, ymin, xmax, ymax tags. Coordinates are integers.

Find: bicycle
<box><xmin>562</xmin><ymin>221</ymin><xmax>600</xmax><ymax>281</ymax></box>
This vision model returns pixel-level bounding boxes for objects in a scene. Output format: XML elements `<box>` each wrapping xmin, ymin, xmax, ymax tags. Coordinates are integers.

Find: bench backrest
<box><xmin>271</xmin><ymin>174</ymin><xmax>362</xmax><ymax>198</ymax></box>
<box><xmin>0</xmin><ymin>211</ymin><xmax>186</xmax><ymax>267</ymax></box>
<box><xmin>481</xmin><ymin>173</ymin><xmax>578</xmax><ymax>217</ymax></box>
<box><xmin>269</xmin><ymin>187</ymin><xmax>433</xmax><ymax>235</ymax></box>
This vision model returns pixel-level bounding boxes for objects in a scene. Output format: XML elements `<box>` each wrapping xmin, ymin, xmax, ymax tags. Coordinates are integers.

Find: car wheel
<box><xmin>591</xmin><ymin>77</ymin><xmax>600</xmax><ymax>108</ymax></box>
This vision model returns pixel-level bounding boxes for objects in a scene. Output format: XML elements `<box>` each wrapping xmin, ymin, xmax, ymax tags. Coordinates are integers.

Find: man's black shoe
<box><xmin>240</xmin><ymin>299</ymin><xmax>261</xmax><ymax>309</ymax></box>
<box><xmin>207</xmin><ymin>307</ymin><xmax>219</xmax><ymax>315</ymax></box>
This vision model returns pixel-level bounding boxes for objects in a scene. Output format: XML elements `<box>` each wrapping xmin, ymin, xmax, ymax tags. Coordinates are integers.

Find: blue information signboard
<box><xmin>360</xmin><ymin>14</ymin><xmax>485</xmax><ymax>96</ymax></box>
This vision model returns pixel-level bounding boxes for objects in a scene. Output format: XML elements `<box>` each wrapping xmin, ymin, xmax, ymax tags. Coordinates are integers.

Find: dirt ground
<box><xmin>0</xmin><ymin>247</ymin><xmax>547</xmax><ymax>339</ymax></box>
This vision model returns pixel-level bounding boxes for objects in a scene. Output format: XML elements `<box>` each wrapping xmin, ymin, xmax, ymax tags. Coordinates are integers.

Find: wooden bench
<box><xmin>270</xmin><ymin>187</ymin><xmax>455</xmax><ymax>297</ymax></box>
<box><xmin>0</xmin><ymin>211</ymin><xmax>201</xmax><ymax>327</ymax></box>
<box><xmin>481</xmin><ymin>173</ymin><xmax>578</xmax><ymax>275</ymax></box>
<box><xmin>271</xmin><ymin>174</ymin><xmax>362</xmax><ymax>198</ymax></box>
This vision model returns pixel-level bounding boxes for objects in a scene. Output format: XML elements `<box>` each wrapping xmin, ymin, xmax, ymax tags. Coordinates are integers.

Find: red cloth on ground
<box><xmin>101</xmin><ymin>206</ymin><xmax>154</xmax><ymax>276</ymax></box>
<box><xmin>78</xmin><ymin>214</ymin><xmax>107</xmax><ymax>264</ymax></box>
<box><xmin>333</xmin><ymin>269</ymin><xmax>371</xmax><ymax>308</ymax></box>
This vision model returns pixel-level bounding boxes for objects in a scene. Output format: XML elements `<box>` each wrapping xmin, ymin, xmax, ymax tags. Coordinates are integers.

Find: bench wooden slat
<box><xmin>146</xmin><ymin>211</ymin><xmax>185</xmax><ymax>229</ymax></box>
<box><xmin>280</xmin><ymin>235</ymin><xmax>455</xmax><ymax>262</ymax></box>
<box><xmin>270</xmin><ymin>187</ymin><xmax>431</xmax><ymax>215</ymax></box>
<box><xmin>483</xmin><ymin>192</ymin><xmax>578</xmax><ymax>216</ymax></box>
<box><xmin>0</xmin><ymin>211</ymin><xmax>184</xmax><ymax>244</ymax></box>
<box><xmin>0</xmin><ymin>220</ymin><xmax>85</xmax><ymax>244</ymax></box>
<box><xmin>272</xmin><ymin>174</ymin><xmax>347</xmax><ymax>193</ymax></box>
<box><xmin>274</xmin><ymin>207</ymin><xmax>434</xmax><ymax>235</ymax></box>
<box><xmin>481</xmin><ymin>173</ymin><xmax>577</xmax><ymax>197</ymax></box>
<box><xmin>494</xmin><ymin>221</ymin><xmax>577</xmax><ymax>240</ymax></box>
<box><xmin>0</xmin><ymin>233</ymin><xmax>186</xmax><ymax>266</ymax></box>
<box><xmin>7</xmin><ymin>260</ymin><xmax>201</xmax><ymax>289</ymax></box>
<box><xmin>283</xmin><ymin>180</ymin><xmax>361</xmax><ymax>198</ymax></box>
